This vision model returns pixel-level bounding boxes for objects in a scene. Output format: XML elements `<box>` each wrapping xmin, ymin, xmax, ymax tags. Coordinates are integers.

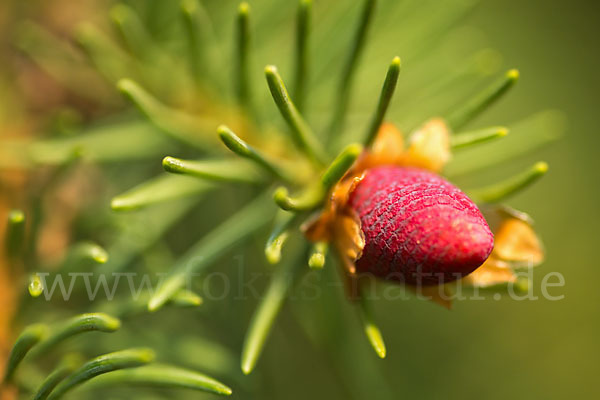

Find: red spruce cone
<box><xmin>348</xmin><ymin>166</ymin><xmax>494</xmax><ymax>285</ymax></box>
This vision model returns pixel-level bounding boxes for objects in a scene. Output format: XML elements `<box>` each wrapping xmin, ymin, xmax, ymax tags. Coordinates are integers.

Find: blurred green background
<box><xmin>1</xmin><ymin>0</ymin><xmax>598</xmax><ymax>399</ymax></box>
<box><xmin>446</xmin><ymin>2</ymin><xmax>599</xmax><ymax>398</ymax></box>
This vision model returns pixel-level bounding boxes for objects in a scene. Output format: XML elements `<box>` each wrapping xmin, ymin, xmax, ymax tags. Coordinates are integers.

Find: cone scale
<box><xmin>348</xmin><ymin>166</ymin><xmax>494</xmax><ymax>285</ymax></box>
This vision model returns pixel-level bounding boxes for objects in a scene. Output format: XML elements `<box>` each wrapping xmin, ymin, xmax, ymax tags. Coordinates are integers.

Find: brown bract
<box><xmin>462</xmin><ymin>211</ymin><xmax>544</xmax><ymax>289</ymax></box>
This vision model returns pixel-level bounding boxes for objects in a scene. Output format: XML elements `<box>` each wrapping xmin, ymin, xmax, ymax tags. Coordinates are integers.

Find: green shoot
<box><xmin>265</xmin><ymin>210</ymin><xmax>298</xmax><ymax>264</ymax></box>
<box><xmin>357</xmin><ymin>287</ymin><xmax>386</xmax><ymax>358</ymax></box>
<box><xmin>328</xmin><ymin>0</ymin><xmax>377</xmax><ymax>138</ymax></box>
<box><xmin>308</xmin><ymin>241</ymin><xmax>328</xmax><ymax>269</ymax></box>
<box><xmin>364</xmin><ymin>56</ymin><xmax>401</xmax><ymax>147</ymax></box>
<box><xmin>467</xmin><ymin>161</ymin><xmax>548</xmax><ymax>203</ymax></box>
<box><xmin>265</xmin><ymin>65</ymin><xmax>328</xmax><ymax>165</ymax></box>
<box><xmin>117</xmin><ymin>79</ymin><xmax>215</xmax><ymax>150</ymax></box>
<box><xmin>294</xmin><ymin>0</ymin><xmax>312</xmax><ymax>111</ymax></box>
<box><xmin>111</xmin><ymin>174</ymin><xmax>212</xmax><ymax>211</ymax></box>
<box><xmin>33</xmin><ymin>355</ymin><xmax>82</xmax><ymax>400</ymax></box>
<box><xmin>148</xmin><ymin>192</ymin><xmax>275</xmax><ymax>311</ymax></box>
<box><xmin>236</xmin><ymin>2</ymin><xmax>252</xmax><ymax>110</ymax></box>
<box><xmin>217</xmin><ymin>125</ymin><xmax>293</xmax><ymax>182</ymax></box>
<box><xmin>5</xmin><ymin>209</ymin><xmax>25</xmax><ymax>259</ymax></box>
<box><xmin>241</xmin><ymin>245</ymin><xmax>305</xmax><ymax>374</ymax></box>
<box><xmin>274</xmin><ymin>143</ymin><xmax>362</xmax><ymax>211</ymax></box>
<box><xmin>446</xmin><ymin>69</ymin><xmax>519</xmax><ymax>130</ymax></box>
<box><xmin>88</xmin><ymin>364</ymin><xmax>232</xmax><ymax>396</ymax></box>
<box><xmin>451</xmin><ymin>126</ymin><xmax>508</xmax><ymax>150</ymax></box>
<box><xmin>163</xmin><ymin>156</ymin><xmax>265</xmax><ymax>184</ymax></box>
<box><xmin>30</xmin><ymin>313</ymin><xmax>121</xmax><ymax>358</ymax></box>
<box><xmin>2</xmin><ymin>324</ymin><xmax>48</xmax><ymax>383</ymax></box>
<box><xmin>43</xmin><ymin>348</ymin><xmax>155</xmax><ymax>400</ymax></box>
<box><xmin>110</xmin><ymin>4</ymin><xmax>154</xmax><ymax>60</ymax></box>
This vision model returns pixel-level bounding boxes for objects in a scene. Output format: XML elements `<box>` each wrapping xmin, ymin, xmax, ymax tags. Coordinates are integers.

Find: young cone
<box><xmin>348</xmin><ymin>166</ymin><xmax>494</xmax><ymax>285</ymax></box>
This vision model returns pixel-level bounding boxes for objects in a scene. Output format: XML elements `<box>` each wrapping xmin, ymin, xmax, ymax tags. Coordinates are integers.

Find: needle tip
<box><xmin>506</xmin><ymin>68</ymin><xmax>520</xmax><ymax>81</ymax></box>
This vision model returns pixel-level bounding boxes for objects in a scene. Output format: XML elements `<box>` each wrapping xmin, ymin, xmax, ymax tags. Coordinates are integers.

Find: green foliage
<box><xmin>4</xmin><ymin>209</ymin><xmax>25</xmax><ymax>260</ymax></box>
<box><xmin>88</xmin><ymin>363</ymin><xmax>232</xmax><ymax>396</ymax></box>
<box><xmin>43</xmin><ymin>348</ymin><xmax>155</xmax><ymax>400</ymax></box>
<box><xmin>217</xmin><ymin>125</ymin><xmax>294</xmax><ymax>182</ymax></box>
<box><xmin>363</xmin><ymin>56</ymin><xmax>401</xmax><ymax>147</ymax></box>
<box><xmin>467</xmin><ymin>161</ymin><xmax>548</xmax><ymax>203</ymax></box>
<box><xmin>148</xmin><ymin>191</ymin><xmax>276</xmax><ymax>311</ymax></box>
<box><xmin>3</xmin><ymin>324</ymin><xmax>48</xmax><ymax>383</ymax></box>
<box><xmin>265</xmin><ymin>65</ymin><xmax>328</xmax><ymax>165</ymax></box>
<box><xmin>450</xmin><ymin>126</ymin><xmax>508</xmax><ymax>150</ymax></box>
<box><xmin>29</xmin><ymin>313</ymin><xmax>121</xmax><ymax>358</ymax></box>
<box><xmin>241</xmin><ymin>244</ymin><xmax>306</xmax><ymax>374</ymax></box>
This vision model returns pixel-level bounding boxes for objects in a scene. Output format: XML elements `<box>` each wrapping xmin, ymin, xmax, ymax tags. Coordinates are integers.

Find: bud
<box><xmin>348</xmin><ymin>166</ymin><xmax>493</xmax><ymax>285</ymax></box>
